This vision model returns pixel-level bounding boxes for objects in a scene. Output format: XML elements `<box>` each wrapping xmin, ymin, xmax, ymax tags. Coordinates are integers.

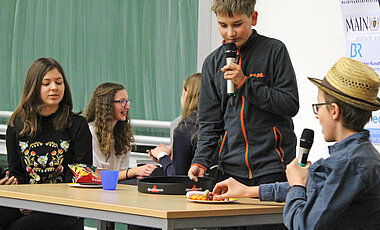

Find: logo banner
<box><xmin>340</xmin><ymin>0</ymin><xmax>380</xmax><ymax>144</ymax></box>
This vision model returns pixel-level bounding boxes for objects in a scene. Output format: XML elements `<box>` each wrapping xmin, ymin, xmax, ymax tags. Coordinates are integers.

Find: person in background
<box><xmin>2</xmin><ymin>57</ymin><xmax>92</xmax><ymax>230</ymax></box>
<box><xmin>212</xmin><ymin>57</ymin><xmax>380</xmax><ymax>229</ymax></box>
<box><xmin>148</xmin><ymin>73</ymin><xmax>205</xmax><ymax>176</ymax></box>
<box><xmin>84</xmin><ymin>82</ymin><xmax>156</xmax><ymax>182</ymax></box>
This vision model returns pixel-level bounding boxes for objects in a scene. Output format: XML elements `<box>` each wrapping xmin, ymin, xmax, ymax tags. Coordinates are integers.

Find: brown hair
<box><xmin>181</xmin><ymin>73</ymin><xmax>201</xmax><ymax>121</ymax></box>
<box><xmin>176</xmin><ymin>73</ymin><xmax>201</xmax><ymax>144</ymax></box>
<box><xmin>8</xmin><ymin>57</ymin><xmax>74</xmax><ymax>137</ymax></box>
<box><xmin>324</xmin><ymin>92</ymin><xmax>372</xmax><ymax>132</ymax></box>
<box><xmin>84</xmin><ymin>82</ymin><xmax>134</xmax><ymax>159</ymax></box>
<box><xmin>211</xmin><ymin>0</ymin><xmax>256</xmax><ymax>17</ymax></box>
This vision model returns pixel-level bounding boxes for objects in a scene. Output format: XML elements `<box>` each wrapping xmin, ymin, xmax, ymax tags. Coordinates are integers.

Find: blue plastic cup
<box><xmin>100</xmin><ymin>170</ymin><xmax>119</xmax><ymax>190</ymax></box>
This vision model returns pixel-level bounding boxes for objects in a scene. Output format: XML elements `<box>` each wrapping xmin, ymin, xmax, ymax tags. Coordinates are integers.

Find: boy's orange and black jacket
<box><xmin>192</xmin><ymin>29</ymin><xmax>299</xmax><ymax>180</ymax></box>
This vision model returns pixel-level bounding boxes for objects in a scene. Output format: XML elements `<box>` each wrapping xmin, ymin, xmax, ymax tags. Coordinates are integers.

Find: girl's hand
<box><xmin>134</xmin><ymin>164</ymin><xmax>157</xmax><ymax>179</ymax></box>
<box><xmin>0</xmin><ymin>171</ymin><xmax>18</xmax><ymax>185</ymax></box>
<box><xmin>147</xmin><ymin>144</ymin><xmax>173</xmax><ymax>162</ymax></box>
<box><xmin>147</xmin><ymin>149</ymin><xmax>159</xmax><ymax>163</ymax></box>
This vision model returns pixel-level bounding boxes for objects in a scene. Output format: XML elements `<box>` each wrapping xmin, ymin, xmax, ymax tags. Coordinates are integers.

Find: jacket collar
<box><xmin>328</xmin><ymin>130</ymin><xmax>370</xmax><ymax>156</ymax></box>
<box><xmin>222</xmin><ymin>29</ymin><xmax>258</xmax><ymax>52</ymax></box>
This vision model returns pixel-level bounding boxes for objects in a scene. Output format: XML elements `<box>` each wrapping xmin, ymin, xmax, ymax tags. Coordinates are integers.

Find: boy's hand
<box><xmin>286</xmin><ymin>158</ymin><xmax>311</xmax><ymax>187</ymax></box>
<box><xmin>221</xmin><ymin>63</ymin><xmax>245</xmax><ymax>86</ymax></box>
<box><xmin>212</xmin><ymin>177</ymin><xmax>258</xmax><ymax>200</ymax></box>
<box><xmin>188</xmin><ymin>165</ymin><xmax>205</xmax><ymax>182</ymax></box>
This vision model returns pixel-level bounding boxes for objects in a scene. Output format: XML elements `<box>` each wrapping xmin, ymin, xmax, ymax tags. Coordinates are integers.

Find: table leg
<box><xmin>97</xmin><ymin>220</ymin><xmax>115</xmax><ymax>230</ymax></box>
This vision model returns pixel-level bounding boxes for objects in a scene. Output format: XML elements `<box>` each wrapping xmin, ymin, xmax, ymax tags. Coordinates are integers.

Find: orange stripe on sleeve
<box><xmin>236</xmin><ymin>76</ymin><xmax>247</xmax><ymax>89</ymax></box>
<box><xmin>191</xmin><ymin>163</ymin><xmax>208</xmax><ymax>172</ymax></box>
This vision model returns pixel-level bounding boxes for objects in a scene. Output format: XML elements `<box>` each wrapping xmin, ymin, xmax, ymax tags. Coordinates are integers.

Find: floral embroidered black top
<box><xmin>6</xmin><ymin>113</ymin><xmax>92</xmax><ymax>184</ymax></box>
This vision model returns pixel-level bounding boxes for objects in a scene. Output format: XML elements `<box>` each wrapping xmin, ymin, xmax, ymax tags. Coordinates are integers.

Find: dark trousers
<box><xmin>0</xmin><ymin>206</ymin><xmax>84</xmax><ymax>230</ymax></box>
<box><xmin>216</xmin><ymin>170</ymin><xmax>288</xmax><ymax>230</ymax></box>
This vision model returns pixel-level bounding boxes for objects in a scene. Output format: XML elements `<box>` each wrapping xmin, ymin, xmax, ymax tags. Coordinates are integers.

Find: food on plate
<box><xmin>68</xmin><ymin>164</ymin><xmax>101</xmax><ymax>184</ymax></box>
<box><xmin>186</xmin><ymin>190</ymin><xmax>236</xmax><ymax>203</ymax></box>
<box><xmin>188</xmin><ymin>190</ymin><xmax>215</xmax><ymax>201</ymax></box>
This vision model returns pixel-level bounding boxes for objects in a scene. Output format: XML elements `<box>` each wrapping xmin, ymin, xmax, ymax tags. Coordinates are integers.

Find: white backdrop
<box><xmin>198</xmin><ymin>0</ymin><xmax>347</xmax><ymax>162</ymax></box>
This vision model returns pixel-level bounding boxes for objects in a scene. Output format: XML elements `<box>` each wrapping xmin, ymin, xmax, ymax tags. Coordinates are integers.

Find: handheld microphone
<box><xmin>224</xmin><ymin>42</ymin><xmax>237</xmax><ymax>106</ymax></box>
<box><xmin>297</xmin><ymin>128</ymin><xmax>314</xmax><ymax>167</ymax></box>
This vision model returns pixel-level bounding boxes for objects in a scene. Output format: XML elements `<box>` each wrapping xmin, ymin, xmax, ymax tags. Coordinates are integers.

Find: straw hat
<box><xmin>309</xmin><ymin>57</ymin><xmax>380</xmax><ymax>111</ymax></box>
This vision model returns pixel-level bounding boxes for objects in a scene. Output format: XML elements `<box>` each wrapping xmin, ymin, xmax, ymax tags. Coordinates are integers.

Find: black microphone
<box><xmin>224</xmin><ymin>42</ymin><xmax>237</xmax><ymax>106</ymax></box>
<box><xmin>297</xmin><ymin>128</ymin><xmax>314</xmax><ymax>167</ymax></box>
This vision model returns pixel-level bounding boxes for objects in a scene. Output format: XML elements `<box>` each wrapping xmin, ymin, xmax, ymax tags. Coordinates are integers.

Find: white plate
<box><xmin>186</xmin><ymin>190</ymin><xmax>208</xmax><ymax>198</ymax></box>
<box><xmin>68</xmin><ymin>183</ymin><xmax>103</xmax><ymax>188</ymax></box>
<box><xmin>186</xmin><ymin>191</ymin><xmax>237</xmax><ymax>203</ymax></box>
<box><xmin>187</xmin><ymin>198</ymin><xmax>237</xmax><ymax>203</ymax></box>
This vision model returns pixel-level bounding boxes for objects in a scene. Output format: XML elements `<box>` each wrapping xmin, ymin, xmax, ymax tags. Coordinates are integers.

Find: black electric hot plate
<box><xmin>137</xmin><ymin>176</ymin><xmax>214</xmax><ymax>195</ymax></box>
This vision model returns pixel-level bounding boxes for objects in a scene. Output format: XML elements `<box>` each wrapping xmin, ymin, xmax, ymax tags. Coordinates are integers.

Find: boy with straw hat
<box><xmin>212</xmin><ymin>57</ymin><xmax>380</xmax><ymax>229</ymax></box>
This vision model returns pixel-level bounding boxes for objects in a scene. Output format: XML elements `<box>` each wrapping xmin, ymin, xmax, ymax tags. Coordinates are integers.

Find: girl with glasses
<box><xmin>84</xmin><ymin>82</ymin><xmax>156</xmax><ymax>181</ymax></box>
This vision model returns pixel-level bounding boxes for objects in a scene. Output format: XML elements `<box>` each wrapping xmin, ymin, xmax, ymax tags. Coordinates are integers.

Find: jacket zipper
<box><xmin>237</xmin><ymin>53</ymin><xmax>253</xmax><ymax>179</ymax></box>
<box><xmin>273</xmin><ymin>126</ymin><xmax>284</xmax><ymax>162</ymax></box>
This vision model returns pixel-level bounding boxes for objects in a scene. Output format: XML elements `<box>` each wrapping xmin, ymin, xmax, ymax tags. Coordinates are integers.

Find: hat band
<box><xmin>321</xmin><ymin>78</ymin><xmax>380</xmax><ymax>107</ymax></box>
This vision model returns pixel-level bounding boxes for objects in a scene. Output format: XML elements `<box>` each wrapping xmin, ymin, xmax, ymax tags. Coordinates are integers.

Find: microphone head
<box><xmin>300</xmin><ymin>128</ymin><xmax>314</xmax><ymax>149</ymax></box>
<box><xmin>225</xmin><ymin>43</ymin><xmax>237</xmax><ymax>58</ymax></box>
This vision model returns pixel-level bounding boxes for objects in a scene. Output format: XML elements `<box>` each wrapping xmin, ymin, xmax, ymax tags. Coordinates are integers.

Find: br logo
<box><xmin>350</xmin><ymin>43</ymin><xmax>362</xmax><ymax>58</ymax></box>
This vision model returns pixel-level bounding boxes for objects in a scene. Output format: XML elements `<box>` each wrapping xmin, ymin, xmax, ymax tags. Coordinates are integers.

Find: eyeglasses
<box><xmin>113</xmin><ymin>99</ymin><xmax>131</xmax><ymax>107</ymax></box>
<box><xmin>312</xmin><ymin>102</ymin><xmax>331</xmax><ymax>114</ymax></box>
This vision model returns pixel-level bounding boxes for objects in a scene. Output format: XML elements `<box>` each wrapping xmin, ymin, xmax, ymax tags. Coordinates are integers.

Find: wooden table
<box><xmin>0</xmin><ymin>184</ymin><xmax>284</xmax><ymax>230</ymax></box>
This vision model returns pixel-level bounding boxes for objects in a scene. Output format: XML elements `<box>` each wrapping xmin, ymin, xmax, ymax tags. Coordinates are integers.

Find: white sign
<box><xmin>340</xmin><ymin>0</ymin><xmax>380</xmax><ymax>144</ymax></box>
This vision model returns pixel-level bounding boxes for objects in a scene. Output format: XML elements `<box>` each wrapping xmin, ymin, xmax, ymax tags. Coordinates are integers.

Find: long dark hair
<box><xmin>8</xmin><ymin>57</ymin><xmax>74</xmax><ymax>137</ymax></box>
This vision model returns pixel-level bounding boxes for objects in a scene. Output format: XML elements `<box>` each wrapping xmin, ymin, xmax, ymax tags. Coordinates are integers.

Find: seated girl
<box><xmin>84</xmin><ymin>82</ymin><xmax>156</xmax><ymax>181</ymax></box>
<box><xmin>148</xmin><ymin>73</ymin><xmax>202</xmax><ymax>176</ymax></box>
<box><xmin>3</xmin><ymin>57</ymin><xmax>92</xmax><ymax>230</ymax></box>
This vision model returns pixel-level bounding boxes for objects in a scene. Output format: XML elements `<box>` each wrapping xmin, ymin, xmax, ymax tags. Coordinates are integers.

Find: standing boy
<box><xmin>189</xmin><ymin>0</ymin><xmax>299</xmax><ymax>187</ymax></box>
<box><xmin>213</xmin><ymin>57</ymin><xmax>380</xmax><ymax>229</ymax></box>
